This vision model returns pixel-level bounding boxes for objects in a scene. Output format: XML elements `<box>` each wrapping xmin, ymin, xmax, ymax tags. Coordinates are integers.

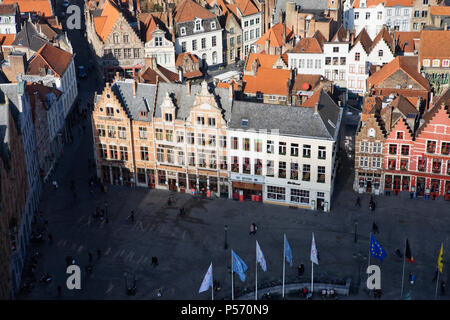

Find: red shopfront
<box><xmin>232</xmin><ymin>181</ymin><xmax>263</xmax><ymax>202</ymax></box>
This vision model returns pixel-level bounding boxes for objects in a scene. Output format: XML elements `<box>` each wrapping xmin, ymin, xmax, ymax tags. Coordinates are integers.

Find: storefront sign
<box><xmin>287</xmin><ymin>181</ymin><xmax>301</xmax><ymax>186</ymax></box>
<box><xmin>230</xmin><ymin>173</ymin><xmax>264</xmax><ymax>184</ymax></box>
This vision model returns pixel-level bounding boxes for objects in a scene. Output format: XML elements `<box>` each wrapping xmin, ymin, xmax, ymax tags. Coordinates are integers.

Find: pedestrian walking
<box><xmin>88</xmin><ymin>251</ymin><xmax>93</xmax><ymax>264</ymax></box>
<box><xmin>372</xmin><ymin>222</ymin><xmax>379</xmax><ymax>234</ymax></box>
<box><xmin>249</xmin><ymin>223</ymin><xmax>257</xmax><ymax>235</ymax></box>
<box><xmin>128</xmin><ymin>210</ymin><xmax>135</xmax><ymax>223</ymax></box>
<box><xmin>355</xmin><ymin>196</ymin><xmax>361</xmax><ymax>207</ymax></box>
<box><xmin>57</xmin><ymin>285</ymin><xmax>62</xmax><ymax>297</ymax></box>
<box><xmin>409</xmin><ymin>272</ymin><xmax>415</xmax><ymax>284</ymax></box>
<box><xmin>151</xmin><ymin>256</ymin><xmax>158</xmax><ymax>266</ymax></box>
<box><xmin>97</xmin><ymin>249</ymin><xmax>101</xmax><ymax>259</ymax></box>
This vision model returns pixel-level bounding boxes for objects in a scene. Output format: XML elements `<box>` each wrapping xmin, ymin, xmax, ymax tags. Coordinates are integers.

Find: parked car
<box><xmin>78</xmin><ymin>66</ymin><xmax>87</xmax><ymax>78</ymax></box>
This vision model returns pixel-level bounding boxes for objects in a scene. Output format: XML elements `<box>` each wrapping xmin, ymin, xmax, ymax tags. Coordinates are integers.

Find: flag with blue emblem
<box><xmin>370</xmin><ymin>234</ymin><xmax>386</xmax><ymax>262</ymax></box>
<box><xmin>284</xmin><ymin>234</ymin><xmax>293</xmax><ymax>267</ymax></box>
<box><xmin>232</xmin><ymin>250</ymin><xmax>248</xmax><ymax>282</ymax></box>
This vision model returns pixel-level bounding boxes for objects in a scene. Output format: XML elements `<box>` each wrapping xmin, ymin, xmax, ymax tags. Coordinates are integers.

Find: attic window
<box><xmin>140</xmin><ymin>111</ymin><xmax>148</xmax><ymax>118</ymax></box>
<box><xmin>242</xmin><ymin>119</ymin><xmax>248</xmax><ymax>126</ymax></box>
<box><xmin>195</xmin><ymin>20</ymin><xmax>202</xmax><ymax>32</ymax></box>
<box><xmin>180</xmin><ymin>27</ymin><xmax>186</xmax><ymax>35</ymax></box>
<box><xmin>327</xmin><ymin>119</ymin><xmax>336</xmax><ymax>129</ymax></box>
<box><xmin>211</xmin><ymin>21</ymin><xmax>216</xmax><ymax>30</ymax></box>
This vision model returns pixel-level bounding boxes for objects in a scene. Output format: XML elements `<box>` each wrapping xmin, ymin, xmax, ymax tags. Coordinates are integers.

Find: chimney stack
<box><xmin>283</xmin><ymin>16</ymin><xmax>286</xmax><ymax>43</ymax></box>
<box><xmin>133</xmin><ymin>80</ymin><xmax>137</xmax><ymax>97</ymax></box>
<box><xmin>186</xmin><ymin>80</ymin><xmax>191</xmax><ymax>96</ymax></box>
<box><xmin>229</xmin><ymin>82</ymin><xmax>234</xmax><ymax>100</ymax></box>
<box><xmin>265</xmin><ymin>39</ymin><xmax>270</xmax><ymax>53</ymax></box>
<box><xmin>314</xmin><ymin>102</ymin><xmax>319</xmax><ymax>114</ymax></box>
<box><xmin>350</xmin><ymin>32</ymin><xmax>355</xmax><ymax>45</ymax></box>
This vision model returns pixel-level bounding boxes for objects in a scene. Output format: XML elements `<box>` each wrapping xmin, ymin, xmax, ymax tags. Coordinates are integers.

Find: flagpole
<box><xmin>368</xmin><ymin>232</ymin><xmax>372</xmax><ymax>267</ymax></box>
<box><xmin>211</xmin><ymin>264</ymin><xmax>214</xmax><ymax>301</ymax></box>
<box><xmin>311</xmin><ymin>260</ymin><xmax>314</xmax><ymax>294</ymax></box>
<box><xmin>400</xmin><ymin>239</ymin><xmax>406</xmax><ymax>297</ymax></box>
<box><xmin>282</xmin><ymin>234</ymin><xmax>286</xmax><ymax>298</ymax></box>
<box><xmin>231</xmin><ymin>250</ymin><xmax>234</xmax><ymax>301</ymax></box>
<box><xmin>435</xmin><ymin>269</ymin><xmax>440</xmax><ymax>300</ymax></box>
<box><xmin>255</xmin><ymin>240</ymin><xmax>258</xmax><ymax>300</ymax></box>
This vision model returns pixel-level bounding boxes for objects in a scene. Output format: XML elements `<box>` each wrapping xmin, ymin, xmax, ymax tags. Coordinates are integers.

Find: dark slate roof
<box><xmin>175</xmin><ymin>16</ymin><xmax>221</xmax><ymax>38</ymax></box>
<box><xmin>230</xmin><ymin>90</ymin><xmax>341</xmax><ymax>140</ymax></box>
<box><xmin>12</xmin><ymin>20</ymin><xmax>48</xmax><ymax>52</ymax></box>
<box><xmin>154</xmin><ymin>82</ymin><xmax>233</xmax><ymax>121</ymax></box>
<box><xmin>110</xmin><ymin>80</ymin><xmax>156</xmax><ymax>122</ymax></box>
<box><xmin>0</xmin><ymin>103</ymin><xmax>10</xmax><ymax>166</ymax></box>
<box><xmin>0</xmin><ymin>83</ymin><xmax>22</xmax><ymax>127</ymax></box>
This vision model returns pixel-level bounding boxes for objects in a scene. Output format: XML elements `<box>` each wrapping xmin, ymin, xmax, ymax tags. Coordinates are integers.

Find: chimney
<box><xmin>8</xmin><ymin>52</ymin><xmax>27</xmax><ymax>77</ymax></box>
<box><xmin>265</xmin><ymin>39</ymin><xmax>270</xmax><ymax>53</ymax></box>
<box><xmin>314</xmin><ymin>102</ymin><xmax>319</xmax><ymax>114</ymax></box>
<box><xmin>229</xmin><ymin>82</ymin><xmax>234</xmax><ymax>100</ymax></box>
<box><xmin>186</xmin><ymin>80</ymin><xmax>191</xmax><ymax>96</ymax></box>
<box><xmin>133</xmin><ymin>80</ymin><xmax>137</xmax><ymax>97</ymax></box>
<box><xmin>283</xmin><ymin>17</ymin><xmax>286</xmax><ymax>43</ymax></box>
<box><xmin>350</xmin><ymin>32</ymin><xmax>355</xmax><ymax>45</ymax></box>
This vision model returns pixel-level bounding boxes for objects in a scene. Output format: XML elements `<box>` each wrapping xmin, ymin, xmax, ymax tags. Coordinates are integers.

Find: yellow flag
<box><xmin>437</xmin><ymin>243</ymin><xmax>444</xmax><ymax>273</ymax></box>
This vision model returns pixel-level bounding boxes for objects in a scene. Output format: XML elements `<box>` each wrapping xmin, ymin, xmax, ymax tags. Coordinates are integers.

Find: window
<box><xmin>355</xmin><ymin>52</ymin><xmax>360</xmax><ymax>61</ymax></box>
<box><xmin>256</xmin><ymin>18</ymin><xmax>260</xmax><ymax>24</ymax></box>
<box><xmin>208</xmin><ymin>135</ymin><xmax>216</xmax><ymax>146</ymax></box>
<box><xmin>372</xmin><ymin>157</ymin><xmax>381</xmax><ymax>168</ymax></box>
<box><xmin>303</xmin><ymin>144</ymin><xmax>311</xmax><ymax>158</ymax></box>
<box><xmin>401</xmin><ymin>145</ymin><xmax>410</xmax><ymax>155</ymax></box>
<box><xmin>333</xmin><ymin>46</ymin><xmax>339</xmax><ymax>53</ymax></box>
<box><xmin>250</xmin><ymin>29</ymin><xmax>254</xmax><ymax>39</ymax></box>
<box><xmin>267</xmin><ymin>140</ymin><xmax>274</xmax><ymax>154</ymax></box>
<box><xmin>177</xmin><ymin>131</ymin><xmax>184</xmax><ymax>143</ymax></box>
<box><xmin>267</xmin><ymin>186</ymin><xmax>285</xmax><ymax>201</ymax></box>
<box><xmin>242</xmin><ymin>157</ymin><xmax>250</xmax><ymax>174</ymax></box>
<box><xmin>366</xmin><ymin>12</ymin><xmax>370</xmax><ymax>19</ymax></box>
<box><xmin>333</xmin><ymin>57</ymin><xmax>339</xmax><ymax>65</ymax></box>
<box><xmin>378</xmin><ymin>50</ymin><xmax>383</xmax><ymax>57</ymax></box>
<box><xmin>302</xmin><ymin>164</ymin><xmax>310</xmax><ymax>181</ymax></box>
<box><xmin>154</xmin><ymin>36</ymin><xmax>163</xmax><ymax>46</ymax></box>
<box><xmin>358</xmin><ymin>65</ymin><xmax>365</xmax><ymax>74</ymax></box>
<box><xmin>396</xmin><ymin>131</ymin><xmax>404</xmax><ymax>139</ymax></box>
<box><xmin>201</xmin><ymin>38</ymin><xmax>206</xmax><ymax>49</ymax></box>
<box><xmin>120</xmin><ymin>146</ymin><xmax>128</xmax><ymax>161</ymax></box>
<box><xmin>432</xmin><ymin>159</ymin><xmax>441</xmax><ymax>173</ymax></box>
<box><xmin>256</xmin><ymin>28</ymin><xmax>260</xmax><ymax>38</ymax></box>
<box><xmin>133</xmin><ymin>48</ymin><xmax>140</xmax><ymax>58</ymax></box>
<box><xmin>291</xmin><ymin>143</ymin><xmax>299</xmax><ymax>156</ymax></box>
<box><xmin>354</xmin><ymin>12</ymin><xmax>359</xmax><ymax>19</ymax></box>
<box><xmin>315</xmin><ymin>59</ymin><xmax>321</xmax><ymax>69</ymax></box>
<box><xmin>99</xmin><ymin>144</ymin><xmax>107</xmax><ymax>159</ymax></box>
<box><xmin>198</xmin><ymin>153</ymin><xmax>206</xmax><ymax>167</ymax></box>
<box><xmin>164</xmin><ymin>113</ymin><xmax>173</xmax><ymax>122</ymax></box>
<box><xmin>279</xmin><ymin>142</ymin><xmax>286</xmax><ymax>155</ymax></box>
<box><xmin>220</xmin><ymin>156</ymin><xmax>227</xmax><ymax>170</ymax></box>
<box><xmin>414</xmin><ymin>10</ymin><xmax>420</xmax><ymax>17</ymax></box>
<box><xmin>181</xmin><ymin>41</ymin><xmax>186</xmax><ymax>52</ymax></box>
<box><xmin>340</xmin><ymin>57</ymin><xmax>346</xmax><ymax>65</ymax></box>
<box><xmin>325</xmin><ymin>57</ymin><xmax>331</xmax><ymax>65</ymax></box>
<box><xmin>197</xmin><ymin>133</ymin><xmax>205</xmax><ymax>146</ymax></box>
<box><xmin>422</xmin><ymin>10</ymin><xmax>427</xmax><ymax>17</ymax></box>
<box><xmin>432</xmin><ymin>59</ymin><xmax>440</xmax><ymax>67</ymax></box>
<box><xmin>188</xmin><ymin>152</ymin><xmax>196</xmax><ymax>166</ymax></box>
<box><xmin>317</xmin><ymin>166</ymin><xmax>325</xmax><ymax>183</ymax></box>
<box><xmin>113</xmin><ymin>33</ymin><xmax>119</xmax><ymax>44</ymax></box>
<box><xmin>413</xmin><ymin>23</ymin><xmax>418</xmax><ymax>30</ymax></box>
<box><xmin>307</xmin><ymin>59</ymin><xmax>313</xmax><ymax>68</ymax></box>
<box><xmin>211</xmin><ymin>21</ymin><xmax>216</xmax><ymax>29</ymax></box>
<box><xmin>442</xmin><ymin>142</ymin><xmax>450</xmax><ymax>155</ymax></box>
<box><xmin>255</xmin><ymin>139</ymin><xmax>262</xmax><ymax>152</ymax></box>
<box><xmin>118</xmin><ymin>126</ymin><xmax>126</xmax><ymax>139</ymax></box>
<box><xmin>231</xmin><ymin>156</ymin><xmax>239</xmax><ymax>172</ymax></box>
<box><xmin>192</xmin><ymin>39</ymin><xmax>197</xmax><ymax>50</ymax></box>
<box><xmin>422</xmin><ymin>59</ymin><xmax>430</xmax><ymax>67</ymax></box>
<box><xmin>97</xmin><ymin>124</ymin><xmax>105</xmax><ymax>137</ymax></box>
<box><xmin>139</xmin><ymin>127</ymin><xmax>147</xmax><ymax>139</ymax></box>
<box><xmin>155</xmin><ymin>128</ymin><xmax>163</xmax><ymax>140</ymax></box>
<box><xmin>106</xmin><ymin>106</ymin><xmax>114</xmax><ymax>116</ymax></box>
<box><xmin>291</xmin><ymin>189</ymin><xmax>309</xmax><ymax>204</ymax></box>
<box><xmin>209</xmin><ymin>154</ymin><xmax>217</xmax><ymax>169</ymax></box>
<box><xmin>231</xmin><ymin>137</ymin><xmax>238</xmax><ymax>149</ymax></box>
<box><xmin>242</xmin><ymin>138</ymin><xmax>250</xmax><ymax>151</ymax></box>
<box><xmin>359</xmin><ymin>156</ymin><xmax>368</xmax><ymax>168</ymax></box>
<box><xmin>207</xmin><ymin>117</ymin><xmax>216</xmax><ymax>127</ymax></box>
<box><xmin>244</xmin><ymin>31</ymin><xmax>248</xmax><ymax>41</ymax></box>
<box><xmin>220</xmin><ymin>136</ymin><xmax>227</xmax><ymax>148</ymax></box>
<box><xmin>389</xmin><ymin>144</ymin><xmax>397</xmax><ymax>155</ymax></box>
<box><xmin>266</xmin><ymin>160</ymin><xmax>274</xmax><ymax>177</ymax></box>
<box><xmin>187</xmin><ymin>132</ymin><xmax>195</xmax><ymax>145</ymax></box>
<box><xmin>157</xmin><ymin>148</ymin><xmax>164</xmax><ymax>162</ymax></box>
<box><xmin>166</xmin><ymin>130</ymin><xmax>173</xmax><ymax>142</ymax></box>
<box><xmin>278</xmin><ymin>161</ymin><xmax>286</xmax><ymax>178</ymax></box>
<box><xmin>180</xmin><ymin>27</ymin><xmax>186</xmax><ymax>36</ymax></box>
<box><xmin>178</xmin><ymin>151</ymin><xmax>185</xmax><ymax>165</ymax></box>
<box><xmin>377</xmin><ymin>11</ymin><xmax>382</xmax><ymax>20</ymax></box>
<box><xmin>400</xmin><ymin>159</ymin><xmax>408</xmax><ymax>171</ymax></box>
<box><xmin>110</xmin><ymin>145</ymin><xmax>118</xmax><ymax>159</ymax></box>
<box><xmin>254</xmin><ymin>159</ymin><xmax>262</xmax><ymax>175</ymax></box>
<box><xmin>107</xmin><ymin>125</ymin><xmax>116</xmax><ymax>138</ymax></box>
<box><xmin>360</xmin><ymin>141</ymin><xmax>368</xmax><ymax>153</ymax></box>
<box><xmin>197</xmin><ymin>116</ymin><xmax>205</xmax><ymax>125</ymax></box>
<box><xmin>318</xmin><ymin>146</ymin><xmax>326</xmax><ymax>159</ymax></box>
<box><xmin>290</xmin><ymin>162</ymin><xmax>299</xmax><ymax>180</ymax></box>
<box><xmin>388</xmin><ymin>159</ymin><xmax>396</xmax><ymax>170</ymax></box>
<box><xmin>230</xmin><ymin>37</ymin><xmax>235</xmax><ymax>47</ymax></box>
<box><xmin>427</xmin><ymin>140</ymin><xmax>436</xmax><ymax>153</ymax></box>
<box><xmin>442</xmin><ymin>59</ymin><xmax>450</xmax><ymax>68</ymax></box>
<box><xmin>124</xmin><ymin>48</ymin><xmax>131</xmax><ymax>58</ymax></box>
<box><xmin>212</xmin><ymin>36</ymin><xmax>216</xmax><ymax>47</ymax></box>
<box><xmin>237</xmin><ymin>35</ymin><xmax>241</xmax><ymax>44</ymax></box>
<box><xmin>195</xmin><ymin>20</ymin><xmax>201</xmax><ymax>31</ymax></box>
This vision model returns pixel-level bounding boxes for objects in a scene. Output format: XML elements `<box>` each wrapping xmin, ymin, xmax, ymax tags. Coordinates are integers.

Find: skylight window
<box><xmin>328</xmin><ymin>119</ymin><xmax>336</xmax><ymax>128</ymax></box>
<box><xmin>242</xmin><ymin>119</ymin><xmax>248</xmax><ymax>126</ymax></box>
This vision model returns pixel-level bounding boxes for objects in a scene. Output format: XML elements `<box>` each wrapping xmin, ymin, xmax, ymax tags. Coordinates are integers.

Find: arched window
<box><xmin>212</xmin><ymin>51</ymin><xmax>217</xmax><ymax>64</ymax></box>
<box><xmin>113</xmin><ymin>33</ymin><xmax>119</xmax><ymax>44</ymax></box>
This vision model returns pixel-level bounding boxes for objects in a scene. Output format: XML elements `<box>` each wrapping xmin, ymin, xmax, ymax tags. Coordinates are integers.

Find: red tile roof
<box><xmin>2</xmin><ymin>0</ymin><xmax>53</xmax><ymax>17</ymax></box>
<box><xmin>301</xmin><ymin>88</ymin><xmax>322</xmax><ymax>107</ymax></box>
<box><xmin>253</xmin><ymin>22</ymin><xmax>294</xmax><ymax>48</ymax></box>
<box><xmin>175</xmin><ymin>52</ymin><xmax>199</xmax><ymax>66</ymax></box>
<box><xmin>174</xmin><ymin>0</ymin><xmax>215</xmax><ymax>23</ymax></box>
<box><xmin>419</xmin><ymin>30</ymin><xmax>450</xmax><ymax>60</ymax></box>
<box><xmin>330</xmin><ymin>25</ymin><xmax>348</xmax><ymax>42</ymax></box>
<box><xmin>0</xmin><ymin>3</ymin><xmax>18</xmax><ymax>15</ymax></box>
<box><xmin>429</xmin><ymin>5</ymin><xmax>450</xmax><ymax>15</ymax></box>
<box><xmin>234</xmin><ymin>0</ymin><xmax>259</xmax><ymax>16</ymax></box>
<box><xmin>353</xmin><ymin>28</ymin><xmax>373</xmax><ymax>53</ymax></box>
<box><xmin>367</xmin><ymin>56</ymin><xmax>430</xmax><ymax>90</ymax></box>
<box><xmin>140</xmin><ymin>13</ymin><xmax>158</xmax><ymax>42</ymax></box>
<box><xmin>0</xmin><ymin>34</ymin><xmax>15</xmax><ymax>46</ymax></box>
<box><xmin>245</xmin><ymin>53</ymin><xmax>280</xmax><ymax>71</ymax></box>
<box><xmin>139</xmin><ymin>65</ymin><xmax>179</xmax><ymax>84</ymax></box>
<box><xmin>394</xmin><ymin>31</ymin><xmax>421</xmax><ymax>54</ymax></box>
<box><xmin>183</xmin><ymin>70</ymin><xmax>203</xmax><ymax>79</ymax></box>
<box><xmin>383</xmin><ymin>0</ymin><xmax>415</xmax><ymax>6</ymax></box>
<box><xmin>26</xmin><ymin>42</ymin><xmax>73</xmax><ymax>77</ymax></box>
<box><xmin>242</xmin><ymin>68</ymin><xmax>290</xmax><ymax>96</ymax></box>
<box><xmin>369</xmin><ymin>26</ymin><xmax>393</xmax><ymax>53</ymax></box>
<box><xmin>290</xmin><ymin>32</ymin><xmax>324</xmax><ymax>54</ymax></box>
<box><xmin>93</xmin><ymin>0</ymin><xmax>121</xmax><ymax>42</ymax></box>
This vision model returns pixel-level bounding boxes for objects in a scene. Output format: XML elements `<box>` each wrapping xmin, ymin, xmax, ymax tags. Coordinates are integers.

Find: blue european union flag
<box><xmin>285</xmin><ymin>234</ymin><xmax>293</xmax><ymax>267</ymax></box>
<box><xmin>370</xmin><ymin>234</ymin><xmax>386</xmax><ymax>262</ymax></box>
<box><xmin>232</xmin><ymin>250</ymin><xmax>248</xmax><ymax>282</ymax></box>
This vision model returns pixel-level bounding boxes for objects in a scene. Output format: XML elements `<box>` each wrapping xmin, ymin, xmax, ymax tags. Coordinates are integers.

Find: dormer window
<box><xmin>165</xmin><ymin>113</ymin><xmax>173</xmax><ymax>122</ymax></box>
<box><xmin>140</xmin><ymin>111</ymin><xmax>148</xmax><ymax>118</ymax></box>
<box><xmin>195</xmin><ymin>19</ymin><xmax>202</xmax><ymax>32</ymax></box>
<box><xmin>242</xmin><ymin>119</ymin><xmax>248</xmax><ymax>126</ymax></box>
<box><xmin>155</xmin><ymin>36</ymin><xmax>163</xmax><ymax>46</ymax></box>
<box><xmin>180</xmin><ymin>27</ymin><xmax>186</xmax><ymax>35</ymax></box>
<box><xmin>211</xmin><ymin>21</ymin><xmax>216</xmax><ymax>30</ymax></box>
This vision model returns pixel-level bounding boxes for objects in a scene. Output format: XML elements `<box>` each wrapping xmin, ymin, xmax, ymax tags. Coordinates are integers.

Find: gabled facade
<box><xmin>0</xmin><ymin>3</ymin><xmax>20</xmax><ymax>34</ymax></box>
<box><xmin>323</xmin><ymin>26</ymin><xmax>350</xmax><ymax>88</ymax></box>
<box><xmin>347</xmin><ymin>28</ymin><xmax>372</xmax><ymax>94</ymax></box>
<box><xmin>412</xmin><ymin>0</ymin><xmax>439</xmax><ymax>31</ymax></box>
<box><xmin>214</xmin><ymin>0</ymin><xmax>243</xmax><ymax>64</ymax></box>
<box><xmin>252</xmin><ymin>21</ymin><xmax>295</xmax><ymax>55</ymax></box>
<box><xmin>287</xmin><ymin>31</ymin><xmax>326</xmax><ymax>75</ymax></box>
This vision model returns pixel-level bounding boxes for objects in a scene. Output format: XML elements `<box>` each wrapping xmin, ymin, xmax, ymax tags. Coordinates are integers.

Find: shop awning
<box><xmin>232</xmin><ymin>181</ymin><xmax>263</xmax><ymax>191</ymax></box>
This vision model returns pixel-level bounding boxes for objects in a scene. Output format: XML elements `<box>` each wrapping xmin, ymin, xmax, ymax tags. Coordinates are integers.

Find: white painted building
<box><xmin>287</xmin><ymin>32</ymin><xmax>325</xmax><ymax>75</ymax></box>
<box><xmin>144</xmin><ymin>26</ymin><xmax>176</xmax><ymax>72</ymax></box>
<box><xmin>0</xmin><ymin>3</ymin><xmax>19</xmax><ymax>34</ymax></box>
<box><xmin>343</xmin><ymin>0</ymin><xmax>385</xmax><ymax>40</ymax></box>
<box><xmin>384</xmin><ymin>1</ymin><xmax>413</xmax><ymax>32</ymax></box>
<box><xmin>323</xmin><ymin>26</ymin><xmax>350</xmax><ymax>88</ymax></box>
<box><xmin>242</xmin><ymin>12</ymin><xmax>262</xmax><ymax>57</ymax></box>
<box><xmin>227</xmin><ymin>90</ymin><xmax>343</xmax><ymax>212</ymax></box>
<box><xmin>174</xmin><ymin>0</ymin><xmax>223</xmax><ymax>67</ymax></box>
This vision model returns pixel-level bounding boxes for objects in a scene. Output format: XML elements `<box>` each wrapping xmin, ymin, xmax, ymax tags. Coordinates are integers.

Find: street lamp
<box><xmin>224</xmin><ymin>225</ymin><xmax>228</xmax><ymax>250</ymax></box>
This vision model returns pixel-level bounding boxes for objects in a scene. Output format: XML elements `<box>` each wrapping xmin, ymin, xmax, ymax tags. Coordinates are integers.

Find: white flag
<box><xmin>311</xmin><ymin>233</ymin><xmax>319</xmax><ymax>265</ymax></box>
<box><xmin>198</xmin><ymin>263</ymin><xmax>213</xmax><ymax>293</ymax></box>
<box><xmin>256</xmin><ymin>240</ymin><xmax>267</xmax><ymax>272</ymax></box>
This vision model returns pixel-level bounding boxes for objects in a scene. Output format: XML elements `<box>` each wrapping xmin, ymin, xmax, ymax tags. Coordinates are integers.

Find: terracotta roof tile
<box><xmin>419</xmin><ymin>30</ymin><xmax>450</xmax><ymax>60</ymax></box>
<box><xmin>302</xmin><ymin>88</ymin><xmax>322</xmax><ymax>107</ymax></box>
<box><xmin>369</xmin><ymin>26</ymin><xmax>393</xmax><ymax>53</ymax></box>
<box><xmin>367</xmin><ymin>56</ymin><xmax>430</xmax><ymax>90</ymax></box>
<box><xmin>384</xmin><ymin>0</ymin><xmax>415</xmax><ymax>6</ymax></box>
<box><xmin>183</xmin><ymin>70</ymin><xmax>203</xmax><ymax>79</ymax></box>
<box><xmin>353</xmin><ymin>28</ymin><xmax>373</xmax><ymax>53</ymax></box>
<box><xmin>416</xmin><ymin>87</ymin><xmax>450</xmax><ymax>136</ymax></box>
<box><xmin>2</xmin><ymin>0</ymin><xmax>53</xmax><ymax>17</ymax></box>
<box><xmin>394</xmin><ymin>31</ymin><xmax>421</xmax><ymax>53</ymax></box>
<box><xmin>174</xmin><ymin>0</ymin><xmax>215</xmax><ymax>23</ymax></box>
<box><xmin>253</xmin><ymin>22</ymin><xmax>294</xmax><ymax>48</ymax></box>
<box><xmin>235</xmin><ymin>0</ymin><xmax>259</xmax><ymax>16</ymax></box>
<box><xmin>292</xmin><ymin>74</ymin><xmax>322</xmax><ymax>92</ymax></box>
<box><xmin>175</xmin><ymin>52</ymin><xmax>199</xmax><ymax>66</ymax></box>
<box><xmin>353</xmin><ymin>0</ymin><xmax>384</xmax><ymax>8</ymax></box>
<box><xmin>0</xmin><ymin>34</ymin><xmax>15</xmax><ymax>46</ymax></box>
<box><xmin>94</xmin><ymin>0</ymin><xmax>121</xmax><ymax>42</ymax></box>
<box><xmin>0</xmin><ymin>3</ymin><xmax>18</xmax><ymax>15</ymax></box>
<box><xmin>330</xmin><ymin>25</ymin><xmax>348</xmax><ymax>42</ymax></box>
<box><xmin>290</xmin><ymin>33</ymin><xmax>323</xmax><ymax>54</ymax></box>
<box><xmin>429</xmin><ymin>5</ymin><xmax>450</xmax><ymax>15</ymax></box>
<box><xmin>26</xmin><ymin>42</ymin><xmax>73</xmax><ymax>77</ymax></box>
<box><xmin>139</xmin><ymin>65</ymin><xmax>179</xmax><ymax>84</ymax></box>
<box><xmin>242</xmin><ymin>68</ymin><xmax>290</xmax><ymax>96</ymax></box>
<box><xmin>361</xmin><ymin>95</ymin><xmax>382</xmax><ymax>121</ymax></box>
<box><xmin>245</xmin><ymin>53</ymin><xmax>280</xmax><ymax>70</ymax></box>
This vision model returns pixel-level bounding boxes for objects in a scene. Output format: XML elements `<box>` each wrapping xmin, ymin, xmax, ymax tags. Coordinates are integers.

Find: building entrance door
<box><xmin>317</xmin><ymin>198</ymin><xmax>325</xmax><ymax>211</ymax></box>
<box><xmin>366</xmin><ymin>180</ymin><xmax>372</xmax><ymax>193</ymax></box>
<box><xmin>416</xmin><ymin>177</ymin><xmax>425</xmax><ymax>196</ymax></box>
<box><xmin>169</xmin><ymin>179</ymin><xmax>177</xmax><ymax>191</ymax></box>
